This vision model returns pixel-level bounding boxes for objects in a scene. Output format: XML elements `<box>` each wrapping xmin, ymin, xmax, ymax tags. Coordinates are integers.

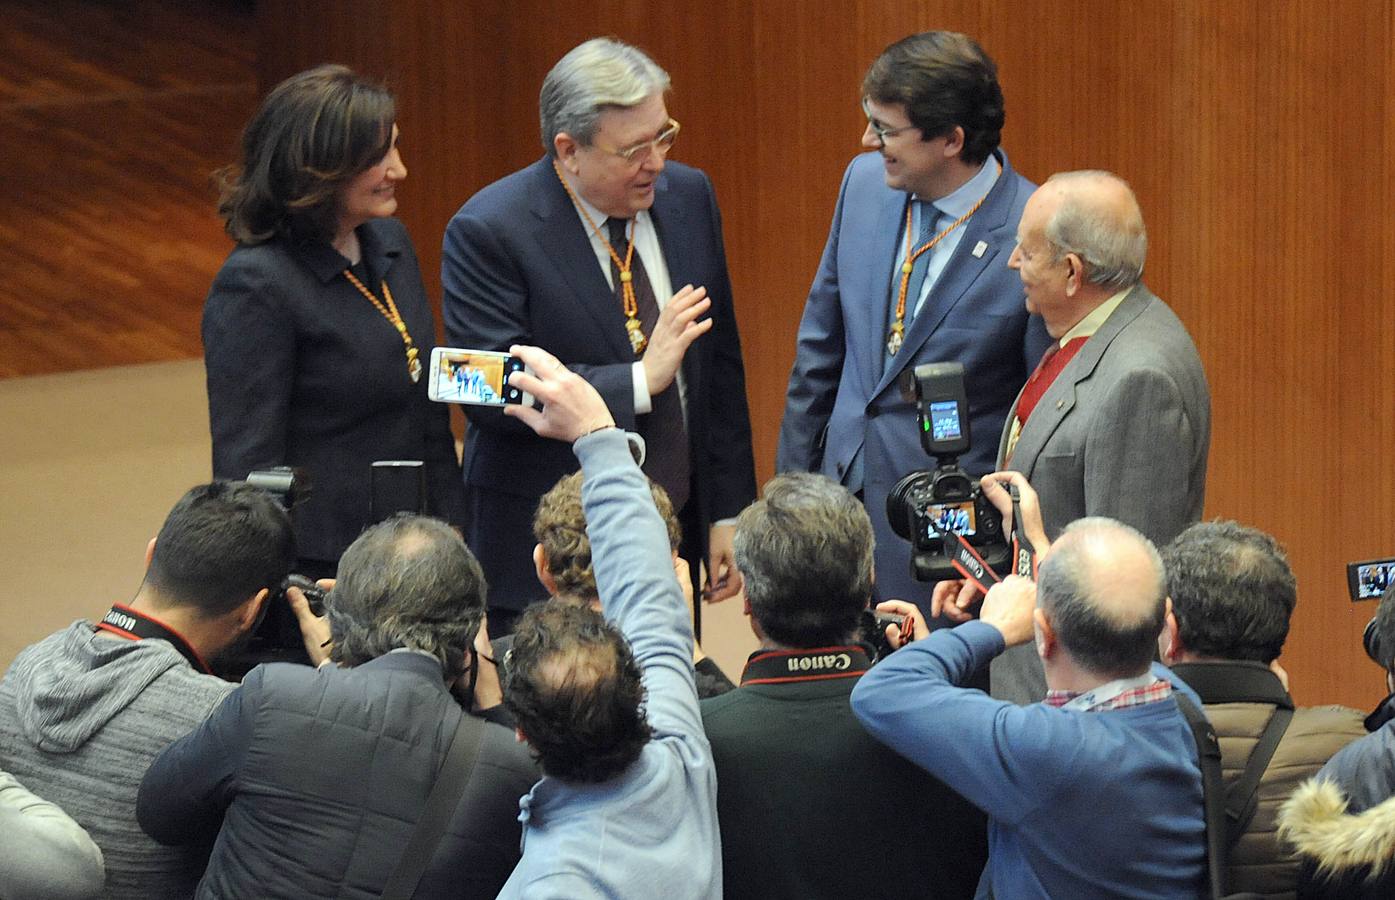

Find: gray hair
<box><xmin>328</xmin><ymin>515</ymin><xmax>486</xmax><ymax>679</ymax></box>
<box><xmin>1037</xmin><ymin>517</ymin><xmax>1166</xmax><ymax>677</ymax></box>
<box><xmin>539</xmin><ymin>37</ymin><xmax>670</xmax><ymax>155</ymax></box>
<box><xmin>1043</xmin><ymin>170</ymin><xmax>1148</xmax><ymax>290</ymax></box>
<box><xmin>734</xmin><ymin>472</ymin><xmax>874</xmax><ymax>647</ymax></box>
<box><xmin>1161</xmin><ymin>520</ymin><xmax>1296</xmax><ymax>663</ymax></box>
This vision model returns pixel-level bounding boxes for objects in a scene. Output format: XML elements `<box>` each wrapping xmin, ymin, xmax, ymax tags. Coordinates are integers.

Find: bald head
<box><xmin>1037</xmin><ymin>517</ymin><xmax>1166</xmax><ymax>679</ymax></box>
<box><xmin>1040</xmin><ymin>170</ymin><xmax>1147</xmax><ymax>290</ymax></box>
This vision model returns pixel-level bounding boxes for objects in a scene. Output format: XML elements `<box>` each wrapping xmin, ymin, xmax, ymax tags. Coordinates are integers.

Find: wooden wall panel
<box><xmin>258</xmin><ymin>0</ymin><xmax>1395</xmax><ymax>710</ymax></box>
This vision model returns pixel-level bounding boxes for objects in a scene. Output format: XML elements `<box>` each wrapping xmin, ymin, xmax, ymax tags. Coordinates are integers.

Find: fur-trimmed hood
<box><xmin>1279</xmin><ymin>778</ymin><xmax>1395</xmax><ymax>876</ymax></box>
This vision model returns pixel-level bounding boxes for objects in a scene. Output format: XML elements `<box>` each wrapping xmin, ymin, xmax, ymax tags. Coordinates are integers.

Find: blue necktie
<box><xmin>902</xmin><ymin>201</ymin><xmax>942</xmax><ymax>324</ymax></box>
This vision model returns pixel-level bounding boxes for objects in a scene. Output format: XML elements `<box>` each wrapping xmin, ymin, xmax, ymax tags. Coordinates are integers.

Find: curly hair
<box><xmin>532</xmin><ymin>471</ymin><xmax>680</xmax><ymax>601</ymax></box>
<box><xmin>503</xmin><ymin>600</ymin><xmax>652</xmax><ymax>783</ymax></box>
<box><xmin>217</xmin><ymin>64</ymin><xmax>396</xmax><ymax>246</ymax></box>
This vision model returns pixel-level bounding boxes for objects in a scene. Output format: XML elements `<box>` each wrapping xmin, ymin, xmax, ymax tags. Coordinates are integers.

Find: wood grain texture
<box><xmin>5</xmin><ymin>0</ymin><xmax>1392</xmax><ymax>708</ymax></box>
<box><xmin>0</xmin><ymin>0</ymin><xmax>257</xmax><ymax>378</ymax></box>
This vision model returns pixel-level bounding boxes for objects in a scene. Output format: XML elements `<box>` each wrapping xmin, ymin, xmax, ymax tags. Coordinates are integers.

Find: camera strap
<box><xmin>1008</xmin><ymin>485</ymin><xmax>1038</xmax><ymax>580</ymax></box>
<box><xmin>96</xmin><ymin>603</ymin><xmax>215</xmax><ymax>675</ymax></box>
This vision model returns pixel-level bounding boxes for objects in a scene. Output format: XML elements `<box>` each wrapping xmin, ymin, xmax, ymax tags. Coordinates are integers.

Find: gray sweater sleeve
<box><xmin>0</xmin><ymin>771</ymin><xmax>105</xmax><ymax>900</ymax></box>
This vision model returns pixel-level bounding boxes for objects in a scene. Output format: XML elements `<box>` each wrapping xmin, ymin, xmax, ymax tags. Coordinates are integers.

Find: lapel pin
<box><xmin>972</xmin><ymin>241</ymin><xmax>988</xmax><ymax>258</ymax></box>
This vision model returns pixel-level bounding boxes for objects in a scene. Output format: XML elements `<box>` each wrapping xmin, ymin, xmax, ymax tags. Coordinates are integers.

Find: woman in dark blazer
<box><xmin>203</xmin><ymin>65</ymin><xmax>464</xmax><ymax>584</ymax></box>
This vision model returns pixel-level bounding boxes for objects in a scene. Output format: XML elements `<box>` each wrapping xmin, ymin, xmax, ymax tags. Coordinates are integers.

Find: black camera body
<box><xmin>885</xmin><ymin>362</ymin><xmax>1011</xmax><ymax>584</ymax></box>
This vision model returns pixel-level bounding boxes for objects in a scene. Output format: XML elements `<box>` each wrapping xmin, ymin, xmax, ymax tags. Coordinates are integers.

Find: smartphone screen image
<box><xmin>428</xmin><ymin>348</ymin><xmax>529</xmax><ymax>406</ymax></box>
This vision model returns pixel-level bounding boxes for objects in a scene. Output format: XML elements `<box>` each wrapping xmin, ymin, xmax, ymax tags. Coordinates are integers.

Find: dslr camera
<box><xmin>885</xmin><ymin>362</ymin><xmax>1010</xmax><ymax>583</ymax></box>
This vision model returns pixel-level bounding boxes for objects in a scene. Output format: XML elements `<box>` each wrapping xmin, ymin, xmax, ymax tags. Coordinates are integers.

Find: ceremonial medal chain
<box><xmin>342</xmin><ymin>269</ymin><xmax>421</xmax><ymax>383</ymax></box>
<box><xmin>887</xmin><ymin>159</ymin><xmax>1002</xmax><ymax>356</ymax></box>
<box><xmin>553</xmin><ymin>159</ymin><xmax>647</xmax><ymax>355</ymax></box>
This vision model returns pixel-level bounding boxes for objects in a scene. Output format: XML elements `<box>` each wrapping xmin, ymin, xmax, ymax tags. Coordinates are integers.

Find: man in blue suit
<box><xmin>778</xmin><ymin>32</ymin><xmax>1050</xmax><ymax>618</ymax></box>
<box><xmin>443</xmin><ymin>38</ymin><xmax>756</xmax><ymax>632</ymax></box>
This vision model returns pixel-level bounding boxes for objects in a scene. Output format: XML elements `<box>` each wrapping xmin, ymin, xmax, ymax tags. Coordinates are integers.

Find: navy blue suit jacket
<box><xmin>204</xmin><ymin>219</ymin><xmax>464</xmax><ymax>563</ymax></box>
<box><xmin>778</xmin><ymin>150</ymin><xmax>1050</xmax><ymax>613</ymax></box>
<box><xmin>441</xmin><ymin>157</ymin><xmax>755</xmax><ymax>609</ymax></box>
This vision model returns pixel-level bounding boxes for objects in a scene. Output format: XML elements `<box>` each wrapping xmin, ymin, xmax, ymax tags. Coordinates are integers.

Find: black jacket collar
<box><xmin>1170</xmin><ymin>660</ymin><xmax>1294</xmax><ymax>708</ymax></box>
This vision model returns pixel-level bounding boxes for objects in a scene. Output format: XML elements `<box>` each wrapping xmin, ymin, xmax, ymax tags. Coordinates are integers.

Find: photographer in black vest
<box><xmin>700</xmin><ymin>471</ymin><xmax>987</xmax><ymax>899</ymax></box>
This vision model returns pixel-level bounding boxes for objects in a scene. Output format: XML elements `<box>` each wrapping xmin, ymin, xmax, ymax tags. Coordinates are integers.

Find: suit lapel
<box><xmin>1004</xmin><ymin>284</ymin><xmax>1152</xmax><ymax>475</ymax></box>
<box><xmin>876</xmin><ymin>151</ymin><xmax>1013</xmax><ymax>397</ymax></box>
<box><xmin>528</xmin><ymin>159</ymin><xmax>633</xmax><ymax>359</ymax></box>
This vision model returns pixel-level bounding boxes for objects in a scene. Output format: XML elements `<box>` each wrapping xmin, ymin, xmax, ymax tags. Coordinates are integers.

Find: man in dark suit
<box><xmin>778</xmin><ymin>32</ymin><xmax>1050</xmax><ymax>619</ymax></box>
<box><xmin>964</xmin><ymin>170</ymin><xmax>1211</xmax><ymax>703</ymax></box>
<box><xmin>442</xmin><ymin>38</ymin><xmax>756</xmax><ymax>631</ymax></box>
<box><xmin>700</xmin><ymin>471</ymin><xmax>986</xmax><ymax>900</ymax></box>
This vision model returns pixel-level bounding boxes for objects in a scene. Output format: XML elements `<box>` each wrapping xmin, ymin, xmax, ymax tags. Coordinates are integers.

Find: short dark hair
<box><xmin>1037</xmin><ymin>519</ymin><xmax>1167</xmax><ymax>678</ymax></box>
<box><xmin>218</xmin><ymin>64</ymin><xmax>395</xmax><ymax>246</ymax></box>
<box><xmin>1161</xmin><ymin>520</ymin><xmax>1296</xmax><ymax>663</ymax></box>
<box><xmin>145</xmin><ymin>481</ymin><xmax>296</xmax><ymax>618</ymax></box>
<box><xmin>328</xmin><ymin>515</ymin><xmax>486</xmax><ymax>680</ymax></box>
<box><xmin>734</xmin><ymin>473</ymin><xmax>872</xmax><ymax>647</ymax></box>
<box><xmin>862</xmin><ymin>31</ymin><xmax>1004</xmax><ymax>166</ymax></box>
<box><xmin>533</xmin><ymin>471</ymin><xmax>680</xmax><ymax>601</ymax></box>
<box><xmin>503</xmin><ymin>600</ymin><xmax>652</xmax><ymax>783</ymax></box>
<box><xmin>1372</xmin><ymin>583</ymin><xmax>1395</xmax><ymax>671</ymax></box>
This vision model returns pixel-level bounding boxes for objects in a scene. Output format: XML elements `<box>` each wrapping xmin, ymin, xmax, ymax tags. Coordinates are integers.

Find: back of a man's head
<box><xmin>144</xmin><ymin>481</ymin><xmax>295</xmax><ymax>618</ymax></box>
<box><xmin>503</xmin><ymin>600</ymin><xmax>652</xmax><ymax>783</ymax></box>
<box><xmin>533</xmin><ymin>471</ymin><xmax>680</xmax><ymax>603</ymax></box>
<box><xmin>734</xmin><ymin>472</ymin><xmax>873</xmax><ymax>647</ymax></box>
<box><xmin>1037</xmin><ymin>518</ymin><xmax>1167</xmax><ymax>679</ymax></box>
<box><xmin>328</xmin><ymin>514</ymin><xmax>486</xmax><ymax>679</ymax></box>
<box><xmin>1162</xmin><ymin>520</ymin><xmax>1296</xmax><ymax>663</ymax></box>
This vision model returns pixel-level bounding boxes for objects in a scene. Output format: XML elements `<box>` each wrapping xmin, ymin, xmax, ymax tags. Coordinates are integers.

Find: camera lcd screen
<box><xmin>430</xmin><ymin>351</ymin><xmax>525</xmax><ymax>406</ymax></box>
<box><xmin>928</xmin><ymin>400</ymin><xmax>962</xmax><ymax>441</ymax></box>
<box><xmin>1352</xmin><ymin>560</ymin><xmax>1395</xmax><ymax>600</ymax></box>
<box><xmin>926</xmin><ymin>501</ymin><xmax>976</xmax><ymax>538</ymax></box>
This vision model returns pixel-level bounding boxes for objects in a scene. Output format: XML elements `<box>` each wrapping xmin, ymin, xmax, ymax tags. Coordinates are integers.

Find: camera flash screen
<box><xmin>929</xmin><ymin>401</ymin><xmax>962</xmax><ymax>441</ymax></box>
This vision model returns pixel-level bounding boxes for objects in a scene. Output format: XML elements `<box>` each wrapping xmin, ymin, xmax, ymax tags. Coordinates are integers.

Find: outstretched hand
<box><xmin>503</xmin><ymin>345</ymin><xmax>616</xmax><ymax>442</ymax></box>
<box><xmin>641</xmin><ymin>284</ymin><xmax>712</xmax><ymax>395</ymax></box>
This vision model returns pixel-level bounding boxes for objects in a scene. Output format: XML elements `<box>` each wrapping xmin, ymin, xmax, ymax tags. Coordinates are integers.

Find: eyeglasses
<box><xmin>595</xmin><ymin>118</ymin><xmax>681</xmax><ymax>165</ymax></box>
<box><xmin>862</xmin><ymin>100</ymin><xmax>918</xmax><ymax>144</ymax></box>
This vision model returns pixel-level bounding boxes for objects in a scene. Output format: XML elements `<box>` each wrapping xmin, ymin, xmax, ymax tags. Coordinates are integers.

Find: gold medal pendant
<box><xmin>886</xmin><ymin>321</ymin><xmax>904</xmax><ymax>356</ymax></box>
<box><xmin>626</xmin><ymin>317</ymin><xmax>648</xmax><ymax>355</ymax></box>
<box><xmin>408</xmin><ymin>356</ymin><xmax>422</xmax><ymax>384</ymax></box>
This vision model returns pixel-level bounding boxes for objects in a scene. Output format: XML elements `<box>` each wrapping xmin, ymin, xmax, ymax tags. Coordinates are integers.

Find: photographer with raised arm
<box><xmin>852</xmin><ymin>472</ymin><xmax>1207</xmax><ymax>898</ymax></box>
<box><xmin>494</xmin><ymin>344</ymin><xmax>720</xmax><ymax>899</ymax></box>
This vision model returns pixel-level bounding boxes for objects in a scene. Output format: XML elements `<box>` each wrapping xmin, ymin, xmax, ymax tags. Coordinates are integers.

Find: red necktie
<box><xmin>1015</xmin><ymin>336</ymin><xmax>1088</xmax><ymax>427</ymax></box>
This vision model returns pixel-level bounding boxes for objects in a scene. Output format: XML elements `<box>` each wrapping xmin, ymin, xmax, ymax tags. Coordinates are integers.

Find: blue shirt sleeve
<box><xmin>573</xmin><ymin>430</ymin><xmax>701</xmax><ymax>742</ymax></box>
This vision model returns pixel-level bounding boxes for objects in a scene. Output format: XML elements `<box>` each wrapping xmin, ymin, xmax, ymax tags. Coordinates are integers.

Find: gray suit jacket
<box><xmin>991</xmin><ymin>284</ymin><xmax>1211</xmax><ymax>703</ymax></box>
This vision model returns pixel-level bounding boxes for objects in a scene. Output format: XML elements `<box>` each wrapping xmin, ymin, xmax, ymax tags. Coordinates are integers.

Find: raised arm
<box><xmin>505</xmin><ymin>345</ymin><xmax>700</xmax><ymax>737</ymax></box>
